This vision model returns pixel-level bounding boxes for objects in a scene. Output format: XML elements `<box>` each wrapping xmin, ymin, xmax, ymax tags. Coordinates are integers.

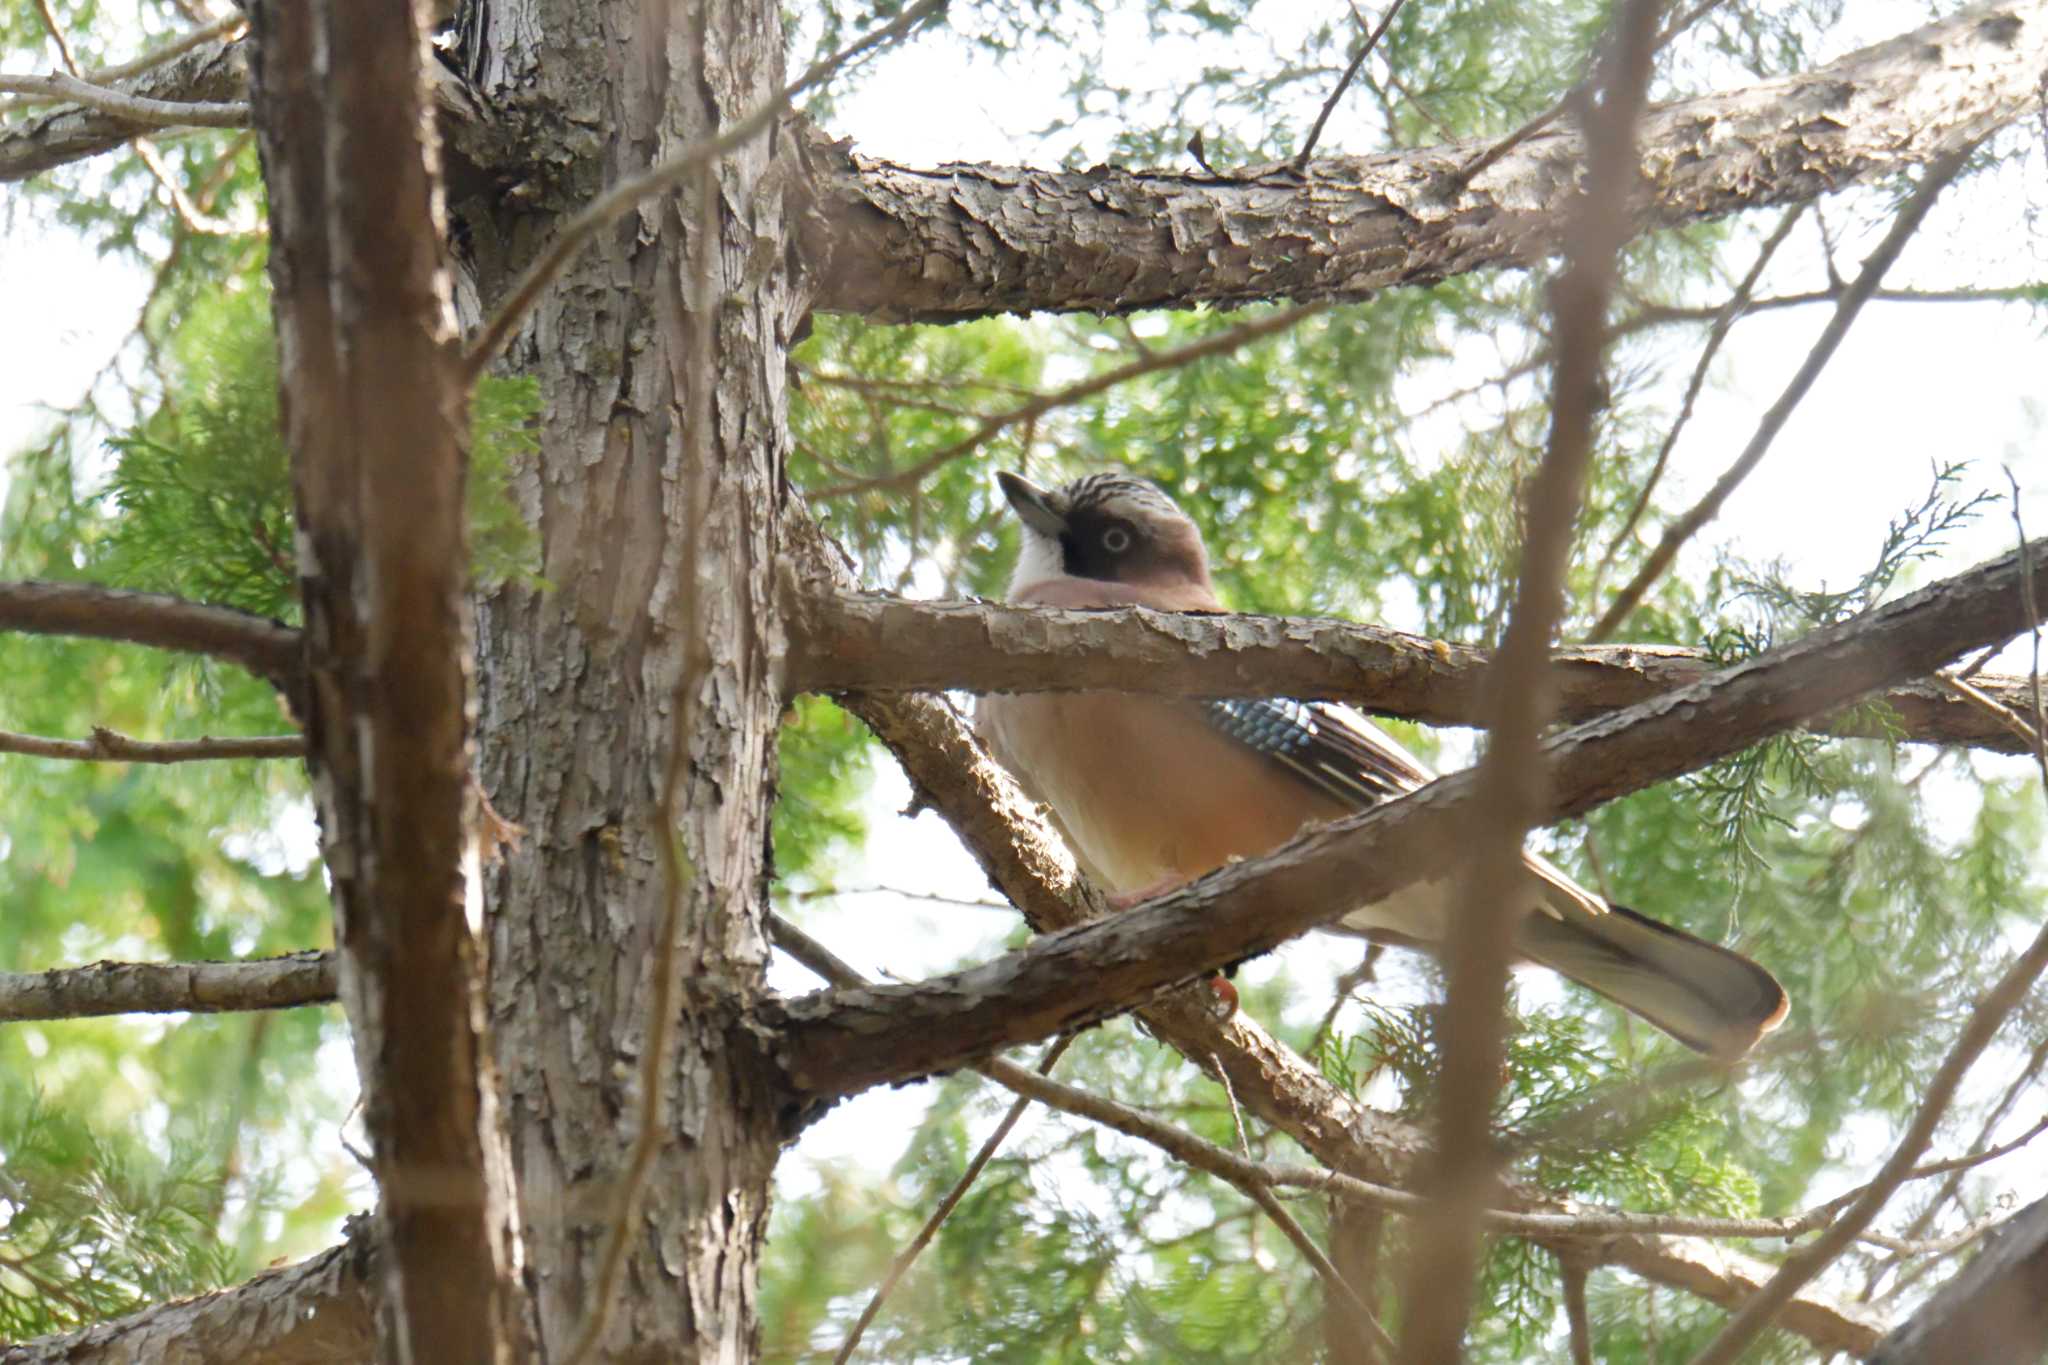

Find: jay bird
<box><xmin>975</xmin><ymin>470</ymin><xmax>1788</xmax><ymax>1060</ymax></box>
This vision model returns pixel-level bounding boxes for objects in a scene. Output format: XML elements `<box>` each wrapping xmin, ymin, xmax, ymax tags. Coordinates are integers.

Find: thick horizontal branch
<box><xmin>800</xmin><ymin>0</ymin><xmax>2046</xmax><ymax>320</ymax></box>
<box><xmin>0</xmin><ymin>580</ymin><xmax>302</xmax><ymax>693</ymax></box>
<box><xmin>788</xmin><ymin>590</ymin><xmax>2041</xmax><ymax>754</ymax></box>
<box><xmin>0</xmin><ymin>727</ymin><xmax>304</xmax><ymax>763</ymax></box>
<box><xmin>768</xmin><ymin>533</ymin><xmax>2048</xmax><ymax>1097</ymax></box>
<box><xmin>0</xmin><ymin>951</ymin><xmax>336</xmax><ymax>1023</ymax></box>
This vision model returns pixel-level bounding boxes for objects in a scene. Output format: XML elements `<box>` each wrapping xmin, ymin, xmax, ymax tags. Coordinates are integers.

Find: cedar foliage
<box><xmin>4</xmin><ymin>0</ymin><xmax>2047</xmax><ymax>1359</ymax></box>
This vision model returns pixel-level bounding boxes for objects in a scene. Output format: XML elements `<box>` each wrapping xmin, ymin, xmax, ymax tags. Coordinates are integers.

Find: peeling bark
<box><xmin>0</xmin><ymin>1231</ymin><xmax>377</xmax><ymax>1365</ymax></box>
<box><xmin>799</xmin><ymin>0</ymin><xmax>2048</xmax><ymax>319</ymax></box>
<box><xmin>789</xmin><ymin>589</ymin><xmax>2044</xmax><ymax>753</ymax></box>
<box><xmin>0</xmin><ymin>38</ymin><xmax>245</xmax><ymax>182</ymax></box>
<box><xmin>458</xmin><ymin>0</ymin><xmax>799</xmax><ymax>1358</ymax></box>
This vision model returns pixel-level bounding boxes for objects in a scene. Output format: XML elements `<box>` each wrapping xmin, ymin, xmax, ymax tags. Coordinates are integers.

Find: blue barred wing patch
<box><xmin>1203</xmin><ymin>698</ymin><xmax>1430</xmax><ymax>810</ymax></box>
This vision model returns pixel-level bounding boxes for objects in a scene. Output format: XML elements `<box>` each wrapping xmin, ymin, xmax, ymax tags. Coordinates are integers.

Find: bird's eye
<box><xmin>1102</xmin><ymin>526</ymin><xmax>1132</xmax><ymax>553</ymax></box>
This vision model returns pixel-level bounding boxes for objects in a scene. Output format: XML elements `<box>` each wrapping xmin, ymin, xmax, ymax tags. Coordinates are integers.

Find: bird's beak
<box><xmin>996</xmin><ymin>471</ymin><xmax>1069</xmax><ymax>538</ymax></box>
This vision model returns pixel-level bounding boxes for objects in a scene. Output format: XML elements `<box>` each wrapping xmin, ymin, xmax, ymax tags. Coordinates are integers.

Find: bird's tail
<box><xmin>1515</xmin><ymin>902</ymin><xmax>1788</xmax><ymax>1060</ymax></box>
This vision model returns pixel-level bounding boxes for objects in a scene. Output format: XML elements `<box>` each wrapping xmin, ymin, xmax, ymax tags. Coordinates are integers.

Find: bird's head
<box><xmin>997</xmin><ymin>470</ymin><xmax>1212</xmax><ymax>600</ymax></box>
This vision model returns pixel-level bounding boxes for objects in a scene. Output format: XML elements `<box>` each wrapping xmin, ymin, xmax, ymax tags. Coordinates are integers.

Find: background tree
<box><xmin>1</xmin><ymin>0</ymin><xmax>2046</xmax><ymax>1362</ymax></box>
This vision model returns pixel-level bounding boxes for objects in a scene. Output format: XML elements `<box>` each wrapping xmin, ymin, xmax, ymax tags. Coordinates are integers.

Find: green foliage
<box><xmin>94</xmin><ymin>284</ymin><xmax>544</xmax><ymax>621</ymax></box>
<box><xmin>0</xmin><ymin>1084</ymin><xmax>239</xmax><ymax>1338</ymax></box>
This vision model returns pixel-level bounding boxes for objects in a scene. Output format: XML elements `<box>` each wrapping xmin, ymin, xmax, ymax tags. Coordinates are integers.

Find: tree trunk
<box><xmin>456</xmin><ymin>0</ymin><xmax>799</xmax><ymax>1357</ymax></box>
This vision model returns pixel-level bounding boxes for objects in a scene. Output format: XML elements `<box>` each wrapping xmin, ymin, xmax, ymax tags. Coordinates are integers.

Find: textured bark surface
<box><xmin>801</xmin><ymin>0</ymin><xmax>2046</xmax><ymax>319</ymax></box>
<box><xmin>245</xmin><ymin>0</ymin><xmax>515</xmax><ymax>1359</ymax></box>
<box><xmin>458</xmin><ymin>0</ymin><xmax>798</xmax><ymax>1358</ymax></box>
<box><xmin>791</xmin><ymin>590</ymin><xmax>2043</xmax><ymax>753</ymax></box>
<box><xmin>772</xmin><ymin>535</ymin><xmax>2048</xmax><ymax>1095</ymax></box>
<box><xmin>0</xmin><ymin>951</ymin><xmax>335</xmax><ymax>1022</ymax></box>
<box><xmin>0</xmin><ymin>1232</ymin><xmax>376</xmax><ymax>1365</ymax></box>
<box><xmin>0</xmin><ymin>581</ymin><xmax>301</xmax><ymax>694</ymax></box>
<box><xmin>1871</xmin><ymin>1192</ymin><xmax>2048</xmax><ymax>1362</ymax></box>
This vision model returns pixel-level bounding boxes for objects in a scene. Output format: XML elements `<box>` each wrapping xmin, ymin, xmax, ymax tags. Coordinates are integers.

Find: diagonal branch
<box><xmin>1590</xmin><ymin>143</ymin><xmax>1977</xmax><ymax>641</ymax></box>
<box><xmin>786</xmin><ymin>589</ymin><xmax>2047</xmax><ymax>754</ymax></box>
<box><xmin>0</xmin><ymin>580</ymin><xmax>302</xmax><ymax>693</ymax></box>
<box><xmin>768</xmin><ymin>532</ymin><xmax>2048</xmax><ymax>1098</ymax></box>
<box><xmin>0</xmin><ymin>952</ymin><xmax>336</xmax><ymax>1023</ymax></box>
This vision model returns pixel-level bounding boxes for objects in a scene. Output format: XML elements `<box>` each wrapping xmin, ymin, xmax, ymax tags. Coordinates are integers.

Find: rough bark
<box><xmin>799</xmin><ymin>0</ymin><xmax>2047</xmax><ymax>320</ymax></box>
<box><xmin>0</xmin><ymin>1232</ymin><xmax>376</xmax><ymax>1365</ymax></box>
<box><xmin>0</xmin><ymin>952</ymin><xmax>335</xmax><ymax>1022</ymax></box>
<box><xmin>789</xmin><ymin>591</ymin><xmax>2043</xmax><ymax>751</ymax></box>
<box><xmin>456</xmin><ymin>0</ymin><xmax>799</xmax><ymax>1358</ymax></box>
<box><xmin>1870</xmin><ymin>1193</ymin><xmax>2048</xmax><ymax>1363</ymax></box>
<box><xmin>245</xmin><ymin>0</ymin><xmax>515</xmax><ymax>1359</ymax></box>
<box><xmin>771</xmin><ymin>534</ymin><xmax>2048</xmax><ymax>1096</ymax></box>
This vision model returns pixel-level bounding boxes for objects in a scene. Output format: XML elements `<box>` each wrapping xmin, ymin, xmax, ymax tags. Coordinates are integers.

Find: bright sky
<box><xmin>4</xmin><ymin>0</ymin><xmax>2045</xmax><ymax>1264</ymax></box>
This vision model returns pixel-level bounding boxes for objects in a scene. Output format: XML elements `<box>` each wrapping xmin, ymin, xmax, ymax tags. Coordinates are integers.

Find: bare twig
<box><xmin>807</xmin><ymin>303</ymin><xmax>1328</xmax><ymax>500</ymax></box>
<box><xmin>1399</xmin><ymin>6</ymin><xmax>1664</xmax><ymax>1359</ymax></box>
<box><xmin>88</xmin><ymin>14</ymin><xmax>246</xmax><ymax>86</ymax></box>
<box><xmin>1293</xmin><ymin>0</ymin><xmax>1411</xmax><ymax>169</ymax></box>
<box><xmin>460</xmin><ymin>0</ymin><xmax>947</xmax><ymax>383</ymax></box>
<box><xmin>830</xmin><ymin>1034</ymin><xmax>1074</xmax><ymax>1365</ymax></box>
<box><xmin>1589</xmin><ymin>146</ymin><xmax>1976</xmax><ymax>641</ymax></box>
<box><xmin>1591</xmin><ymin>205</ymin><xmax>1804</xmax><ymax>592</ymax></box>
<box><xmin>1685</xmin><ymin>906</ymin><xmax>2048</xmax><ymax>1359</ymax></box>
<box><xmin>0</xmin><ymin>727</ymin><xmax>303</xmax><ymax>763</ymax></box>
<box><xmin>0</xmin><ymin>951</ymin><xmax>336</xmax><ymax>1023</ymax></box>
<box><xmin>31</xmin><ymin>0</ymin><xmax>83</xmax><ymax>75</ymax></box>
<box><xmin>0</xmin><ymin>71</ymin><xmax>247</xmax><ymax>126</ymax></box>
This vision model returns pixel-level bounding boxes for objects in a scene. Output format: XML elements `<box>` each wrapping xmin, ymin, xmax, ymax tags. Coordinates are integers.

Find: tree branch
<box><xmin>769</xmin><ymin>532</ymin><xmax>2048</xmax><ymax>1097</ymax></box>
<box><xmin>1869</xmin><ymin>1192</ymin><xmax>2048</xmax><ymax>1363</ymax></box>
<box><xmin>785</xmin><ymin>590</ymin><xmax>2045</xmax><ymax>754</ymax></box>
<box><xmin>801</xmin><ymin>0</ymin><xmax>2047</xmax><ymax>320</ymax></box>
<box><xmin>779</xmin><ymin>518</ymin><xmax>1890</xmax><ymax>1358</ymax></box>
<box><xmin>0</xmin><ymin>1231</ymin><xmax>374</xmax><ymax>1364</ymax></box>
<box><xmin>0</xmin><ymin>727</ymin><xmax>303</xmax><ymax>763</ymax></box>
<box><xmin>0</xmin><ymin>580</ymin><xmax>301</xmax><ymax>693</ymax></box>
<box><xmin>0</xmin><ymin>952</ymin><xmax>336</xmax><ymax>1023</ymax></box>
<box><xmin>0</xmin><ymin>35</ymin><xmax>247</xmax><ymax>181</ymax></box>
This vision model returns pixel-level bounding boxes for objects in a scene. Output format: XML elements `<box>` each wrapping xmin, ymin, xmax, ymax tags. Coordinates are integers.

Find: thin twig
<box><xmin>1293</xmin><ymin>0</ymin><xmax>1410</xmax><ymax>169</ymax></box>
<box><xmin>808</xmin><ymin>303</ymin><xmax>1328</xmax><ymax>500</ymax></box>
<box><xmin>88</xmin><ymin>14</ymin><xmax>246</xmax><ymax>86</ymax></box>
<box><xmin>1684</xmin><ymin>899</ymin><xmax>2048</xmax><ymax>1359</ymax></box>
<box><xmin>831</xmin><ymin>1034</ymin><xmax>1074</xmax><ymax>1365</ymax></box>
<box><xmin>1590</xmin><ymin>205</ymin><xmax>1804</xmax><ymax>594</ymax></box>
<box><xmin>0</xmin><ymin>727</ymin><xmax>303</xmax><ymax>763</ymax></box>
<box><xmin>1399</xmin><ymin>6</ymin><xmax>1665</xmax><ymax>1360</ymax></box>
<box><xmin>460</xmin><ymin>0</ymin><xmax>947</xmax><ymax>383</ymax></box>
<box><xmin>0</xmin><ymin>72</ymin><xmax>248</xmax><ymax>126</ymax></box>
<box><xmin>1590</xmin><ymin>146</ymin><xmax>1976</xmax><ymax>641</ymax></box>
<box><xmin>31</xmin><ymin>0</ymin><xmax>83</xmax><ymax>75</ymax></box>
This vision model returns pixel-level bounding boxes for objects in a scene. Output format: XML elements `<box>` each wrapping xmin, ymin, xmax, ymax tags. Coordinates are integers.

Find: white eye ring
<box><xmin>1102</xmin><ymin>527</ymin><xmax>1132</xmax><ymax>553</ymax></box>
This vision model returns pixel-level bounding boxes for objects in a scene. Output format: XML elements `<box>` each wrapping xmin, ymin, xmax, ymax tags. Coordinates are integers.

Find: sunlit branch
<box><xmin>0</xmin><ymin>580</ymin><xmax>301</xmax><ymax>692</ymax></box>
<box><xmin>0</xmin><ymin>952</ymin><xmax>336</xmax><ymax>1023</ymax></box>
